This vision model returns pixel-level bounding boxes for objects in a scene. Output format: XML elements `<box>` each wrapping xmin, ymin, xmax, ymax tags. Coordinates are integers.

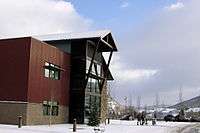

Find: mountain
<box><xmin>171</xmin><ymin>95</ymin><xmax>200</xmax><ymax>109</ymax></box>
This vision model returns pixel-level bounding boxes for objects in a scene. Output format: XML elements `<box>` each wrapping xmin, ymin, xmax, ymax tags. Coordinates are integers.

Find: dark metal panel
<box><xmin>45</xmin><ymin>40</ymin><xmax>71</xmax><ymax>54</ymax></box>
<box><xmin>69</xmin><ymin>40</ymin><xmax>87</xmax><ymax>123</ymax></box>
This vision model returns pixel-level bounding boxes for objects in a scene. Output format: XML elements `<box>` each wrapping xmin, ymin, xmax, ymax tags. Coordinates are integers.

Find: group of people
<box><xmin>136</xmin><ymin>111</ymin><xmax>147</xmax><ymax>125</ymax></box>
<box><xmin>136</xmin><ymin>111</ymin><xmax>156</xmax><ymax>126</ymax></box>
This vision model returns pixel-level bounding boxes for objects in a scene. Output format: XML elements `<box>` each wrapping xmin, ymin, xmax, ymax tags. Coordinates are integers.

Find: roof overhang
<box><xmin>34</xmin><ymin>30</ymin><xmax>118</xmax><ymax>52</ymax></box>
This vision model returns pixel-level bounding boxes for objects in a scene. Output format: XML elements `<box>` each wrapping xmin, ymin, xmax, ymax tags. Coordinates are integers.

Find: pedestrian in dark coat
<box><xmin>141</xmin><ymin>112</ymin><xmax>145</xmax><ymax>125</ymax></box>
<box><xmin>137</xmin><ymin>113</ymin><xmax>142</xmax><ymax>125</ymax></box>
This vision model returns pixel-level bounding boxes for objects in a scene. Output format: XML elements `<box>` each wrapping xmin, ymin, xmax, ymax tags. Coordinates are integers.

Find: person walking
<box><xmin>152</xmin><ymin>112</ymin><xmax>157</xmax><ymax>126</ymax></box>
<box><xmin>137</xmin><ymin>113</ymin><xmax>142</xmax><ymax>125</ymax></box>
<box><xmin>141</xmin><ymin>112</ymin><xmax>145</xmax><ymax>125</ymax></box>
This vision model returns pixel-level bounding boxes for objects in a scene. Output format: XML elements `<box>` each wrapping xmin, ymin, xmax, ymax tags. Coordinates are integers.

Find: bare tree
<box><xmin>129</xmin><ymin>93</ymin><xmax>133</xmax><ymax>107</ymax></box>
<box><xmin>124</xmin><ymin>96</ymin><xmax>128</xmax><ymax>114</ymax></box>
<box><xmin>137</xmin><ymin>96</ymin><xmax>141</xmax><ymax>111</ymax></box>
<box><xmin>179</xmin><ymin>85</ymin><xmax>183</xmax><ymax>103</ymax></box>
<box><xmin>155</xmin><ymin>93</ymin><xmax>159</xmax><ymax>109</ymax></box>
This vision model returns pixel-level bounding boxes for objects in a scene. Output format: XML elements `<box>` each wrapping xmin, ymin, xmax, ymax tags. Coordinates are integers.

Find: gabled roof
<box><xmin>34</xmin><ymin>30</ymin><xmax>118</xmax><ymax>52</ymax></box>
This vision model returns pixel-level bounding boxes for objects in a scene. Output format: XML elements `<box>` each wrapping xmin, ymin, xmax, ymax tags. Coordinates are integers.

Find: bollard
<box><xmin>18</xmin><ymin>116</ymin><xmax>22</xmax><ymax>128</ymax></box>
<box><xmin>108</xmin><ymin>118</ymin><xmax>110</xmax><ymax>124</ymax></box>
<box><xmin>73</xmin><ymin>118</ymin><xmax>77</xmax><ymax>132</ymax></box>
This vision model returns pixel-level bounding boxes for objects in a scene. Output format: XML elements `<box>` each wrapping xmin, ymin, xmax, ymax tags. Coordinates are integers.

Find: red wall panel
<box><xmin>0</xmin><ymin>37</ymin><xmax>30</xmax><ymax>101</ymax></box>
<box><xmin>28</xmin><ymin>38</ymin><xmax>70</xmax><ymax>106</ymax></box>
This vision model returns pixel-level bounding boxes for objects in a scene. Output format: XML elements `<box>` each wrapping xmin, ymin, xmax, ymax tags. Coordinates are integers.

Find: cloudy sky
<box><xmin>0</xmin><ymin>0</ymin><xmax>200</xmax><ymax>106</ymax></box>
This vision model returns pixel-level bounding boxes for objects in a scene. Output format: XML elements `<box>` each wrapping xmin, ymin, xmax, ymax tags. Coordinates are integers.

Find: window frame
<box><xmin>44</xmin><ymin>62</ymin><xmax>61</xmax><ymax>80</ymax></box>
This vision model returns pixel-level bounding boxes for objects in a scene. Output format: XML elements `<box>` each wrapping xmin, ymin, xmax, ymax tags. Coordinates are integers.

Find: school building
<box><xmin>0</xmin><ymin>30</ymin><xmax>117</xmax><ymax>125</ymax></box>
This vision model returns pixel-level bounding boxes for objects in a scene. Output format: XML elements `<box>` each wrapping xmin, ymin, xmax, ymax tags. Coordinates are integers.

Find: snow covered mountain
<box><xmin>171</xmin><ymin>96</ymin><xmax>200</xmax><ymax>109</ymax></box>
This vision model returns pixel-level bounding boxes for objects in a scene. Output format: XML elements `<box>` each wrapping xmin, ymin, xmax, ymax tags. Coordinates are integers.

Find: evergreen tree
<box><xmin>87</xmin><ymin>101</ymin><xmax>100</xmax><ymax>126</ymax></box>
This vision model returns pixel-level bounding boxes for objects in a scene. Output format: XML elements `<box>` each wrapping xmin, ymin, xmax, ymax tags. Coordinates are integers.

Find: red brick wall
<box><xmin>27</xmin><ymin>38</ymin><xmax>70</xmax><ymax>106</ymax></box>
<box><xmin>0</xmin><ymin>37</ymin><xmax>30</xmax><ymax>102</ymax></box>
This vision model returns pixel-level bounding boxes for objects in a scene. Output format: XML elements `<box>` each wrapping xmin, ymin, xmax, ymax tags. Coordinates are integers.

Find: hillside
<box><xmin>171</xmin><ymin>95</ymin><xmax>200</xmax><ymax>109</ymax></box>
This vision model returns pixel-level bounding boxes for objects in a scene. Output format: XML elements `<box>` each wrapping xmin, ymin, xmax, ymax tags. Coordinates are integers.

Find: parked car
<box><xmin>120</xmin><ymin>115</ymin><xmax>133</xmax><ymax>120</ymax></box>
<box><xmin>164</xmin><ymin>115</ymin><xmax>175</xmax><ymax>122</ymax></box>
<box><xmin>175</xmin><ymin>115</ymin><xmax>189</xmax><ymax>122</ymax></box>
<box><xmin>189</xmin><ymin>117</ymin><xmax>200</xmax><ymax>122</ymax></box>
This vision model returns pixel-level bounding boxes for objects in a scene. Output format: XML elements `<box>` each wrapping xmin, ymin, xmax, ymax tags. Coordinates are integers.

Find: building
<box><xmin>0</xmin><ymin>37</ymin><xmax>70</xmax><ymax>125</ymax></box>
<box><xmin>0</xmin><ymin>30</ymin><xmax>117</xmax><ymax>125</ymax></box>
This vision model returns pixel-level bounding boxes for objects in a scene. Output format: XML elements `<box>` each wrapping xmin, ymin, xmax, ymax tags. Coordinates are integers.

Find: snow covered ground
<box><xmin>0</xmin><ymin>120</ymin><xmax>197</xmax><ymax>133</ymax></box>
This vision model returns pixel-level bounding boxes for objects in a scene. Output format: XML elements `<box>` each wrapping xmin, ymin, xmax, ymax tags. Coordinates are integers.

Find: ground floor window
<box><xmin>43</xmin><ymin>101</ymin><xmax>59</xmax><ymax>116</ymax></box>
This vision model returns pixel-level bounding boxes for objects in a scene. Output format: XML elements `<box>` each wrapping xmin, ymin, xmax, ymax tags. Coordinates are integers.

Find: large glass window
<box><xmin>87</xmin><ymin>77</ymin><xmax>100</xmax><ymax>93</ymax></box>
<box><xmin>85</xmin><ymin>58</ymin><xmax>102</xmax><ymax>122</ymax></box>
<box><xmin>86</xmin><ymin>59</ymin><xmax>101</xmax><ymax>76</ymax></box>
<box><xmin>85</xmin><ymin>77</ymin><xmax>101</xmax><ymax>121</ymax></box>
<box><xmin>84</xmin><ymin>95</ymin><xmax>101</xmax><ymax>119</ymax></box>
<box><xmin>44</xmin><ymin>62</ymin><xmax>60</xmax><ymax>80</ymax></box>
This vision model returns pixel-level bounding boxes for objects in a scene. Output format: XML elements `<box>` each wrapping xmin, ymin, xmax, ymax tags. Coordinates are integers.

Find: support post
<box><xmin>73</xmin><ymin>118</ymin><xmax>77</xmax><ymax>132</ymax></box>
<box><xmin>18</xmin><ymin>116</ymin><xmax>22</xmax><ymax>128</ymax></box>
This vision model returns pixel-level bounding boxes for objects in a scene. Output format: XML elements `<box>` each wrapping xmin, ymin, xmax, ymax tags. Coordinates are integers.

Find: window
<box><xmin>84</xmin><ymin>95</ymin><xmax>101</xmax><ymax>118</ymax></box>
<box><xmin>87</xmin><ymin>78</ymin><xmax>100</xmax><ymax>93</ymax></box>
<box><xmin>43</xmin><ymin>101</ymin><xmax>59</xmax><ymax>116</ymax></box>
<box><xmin>86</xmin><ymin>59</ymin><xmax>102</xmax><ymax>76</ymax></box>
<box><xmin>97</xmin><ymin>64</ymin><xmax>101</xmax><ymax>76</ymax></box>
<box><xmin>87</xmin><ymin>78</ymin><xmax>92</xmax><ymax>92</ymax></box>
<box><xmin>52</xmin><ymin>106</ymin><xmax>59</xmax><ymax>116</ymax></box>
<box><xmin>50</xmin><ymin>70</ymin><xmax>55</xmax><ymax>78</ymax></box>
<box><xmin>95</xmin><ymin>80</ymin><xmax>100</xmax><ymax>93</ymax></box>
<box><xmin>54</xmin><ymin>71</ymin><xmax>60</xmax><ymax>80</ymax></box>
<box><xmin>91</xmin><ymin>78</ymin><xmax>96</xmax><ymax>92</ymax></box>
<box><xmin>44</xmin><ymin>62</ymin><xmax>61</xmax><ymax>80</ymax></box>
<box><xmin>86</xmin><ymin>60</ymin><xmax>90</xmax><ymax>73</ymax></box>
<box><xmin>43</xmin><ymin>101</ymin><xmax>50</xmax><ymax>116</ymax></box>
<box><xmin>44</xmin><ymin>69</ymin><xmax>50</xmax><ymax>78</ymax></box>
<box><xmin>52</xmin><ymin>101</ymin><xmax>59</xmax><ymax>116</ymax></box>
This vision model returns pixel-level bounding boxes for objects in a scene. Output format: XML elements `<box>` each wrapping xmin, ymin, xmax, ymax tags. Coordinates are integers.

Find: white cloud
<box><xmin>117</xmin><ymin>0</ymin><xmax>200</xmax><ymax>105</ymax></box>
<box><xmin>110</xmin><ymin>55</ymin><xmax>158</xmax><ymax>83</ymax></box>
<box><xmin>0</xmin><ymin>0</ymin><xmax>92</xmax><ymax>38</ymax></box>
<box><xmin>120</xmin><ymin>1</ymin><xmax>130</xmax><ymax>8</ymax></box>
<box><xmin>165</xmin><ymin>2</ymin><xmax>185</xmax><ymax>11</ymax></box>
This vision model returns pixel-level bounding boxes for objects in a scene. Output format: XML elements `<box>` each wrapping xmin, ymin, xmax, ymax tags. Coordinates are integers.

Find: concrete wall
<box><xmin>0</xmin><ymin>102</ymin><xmax>69</xmax><ymax>125</ymax></box>
<box><xmin>0</xmin><ymin>101</ymin><xmax>27</xmax><ymax>125</ymax></box>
